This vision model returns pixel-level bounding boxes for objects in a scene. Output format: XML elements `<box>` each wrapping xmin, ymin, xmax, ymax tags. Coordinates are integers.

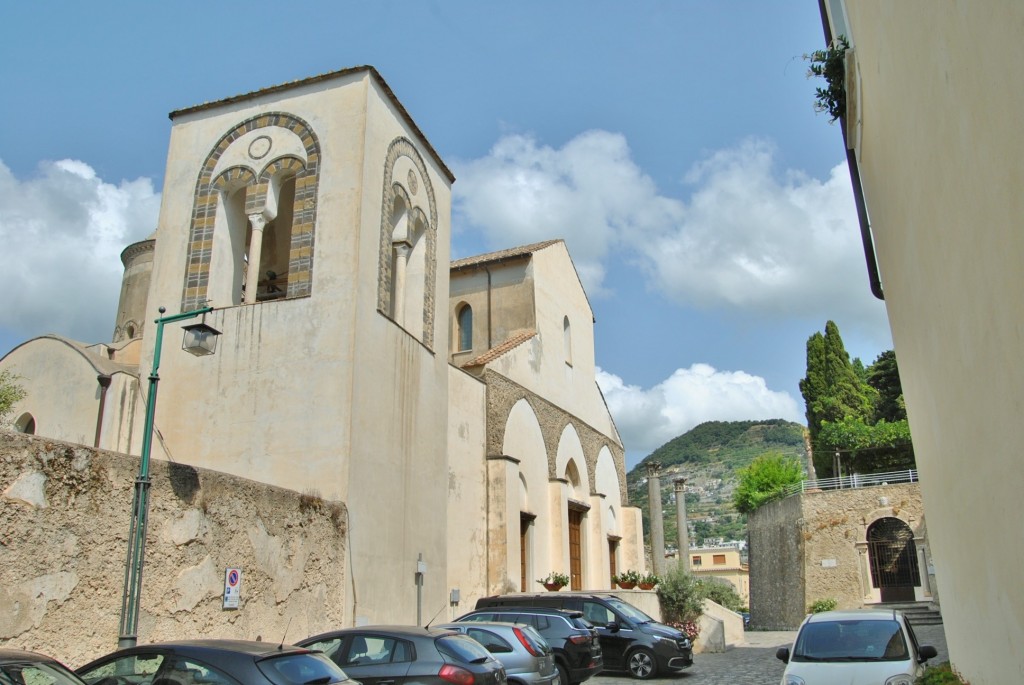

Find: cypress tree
<box><xmin>799</xmin><ymin>321</ymin><xmax>875</xmax><ymax>476</ymax></box>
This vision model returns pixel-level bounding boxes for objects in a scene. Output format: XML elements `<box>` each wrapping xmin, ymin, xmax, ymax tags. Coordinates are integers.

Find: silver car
<box><xmin>437</xmin><ymin>622</ymin><xmax>559</xmax><ymax>685</ymax></box>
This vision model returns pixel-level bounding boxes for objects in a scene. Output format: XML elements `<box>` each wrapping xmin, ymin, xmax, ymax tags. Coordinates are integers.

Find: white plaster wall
<box><xmin>445</xmin><ymin>365</ymin><xmax>488</xmax><ymax>618</ymax></box>
<box><xmin>0</xmin><ymin>338</ymin><xmax>136</xmax><ymax>451</ymax></box>
<box><xmin>342</xmin><ymin>78</ymin><xmax>452</xmax><ymax>625</ymax></box>
<box><xmin>503</xmin><ymin>399</ymin><xmax>552</xmax><ymax>591</ymax></box>
<box><xmin>838</xmin><ymin>4</ymin><xmax>1024</xmax><ymax>682</ymax></box>
<box><xmin>486</xmin><ymin>244</ymin><xmax>616</xmax><ymax>438</ymax></box>
<box><xmin>135</xmin><ymin>69</ymin><xmax>453</xmax><ymax>627</ymax></box>
<box><xmin>141</xmin><ymin>71</ymin><xmax>374</xmax><ymax>500</ymax></box>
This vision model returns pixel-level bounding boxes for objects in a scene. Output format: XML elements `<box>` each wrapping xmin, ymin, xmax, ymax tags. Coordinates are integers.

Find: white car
<box><xmin>776</xmin><ymin>609</ymin><xmax>938</xmax><ymax>685</ymax></box>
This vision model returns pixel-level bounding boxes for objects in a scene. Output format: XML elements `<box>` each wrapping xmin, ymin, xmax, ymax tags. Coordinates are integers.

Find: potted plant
<box><xmin>614</xmin><ymin>569</ymin><xmax>641</xmax><ymax>589</ymax></box>
<box><xmin>537</xmin><ymin>571</ymin><xmax>570</xmax><ymax>591</ymax></box>
<box><xmin>638</xmin><ymin>571</ymin><xmax>660</xmax><ymax>590</ymax></box>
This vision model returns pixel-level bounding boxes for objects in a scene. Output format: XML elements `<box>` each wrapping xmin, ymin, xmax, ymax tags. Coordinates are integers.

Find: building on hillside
<box><xmin>0</xmin><ymin>66</ymin><xmax>644</xmax><ymax>639</ymax></box>
<box><xmin>747</xmin><ymin>479</ymin><xmax>934</xmax><ymax>630</ymax></box>
<box><xmin>816</xmin><ymin>2</ymin><xmax>1023</xmax><ymax>682</ymax></box>
<box><xmin>687</xmin><ymin>542</ymin><xmax>750</xmax><ymax>606</ymax></box>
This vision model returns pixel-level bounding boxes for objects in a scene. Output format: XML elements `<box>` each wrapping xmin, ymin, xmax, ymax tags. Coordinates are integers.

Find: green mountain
<box><xmin>626</xmin><ymin>419</ymin><xmax>807</xmax><ymax>549</ymax></box>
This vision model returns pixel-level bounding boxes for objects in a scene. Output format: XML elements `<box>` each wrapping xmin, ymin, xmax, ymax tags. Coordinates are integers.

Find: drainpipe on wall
<box><xmin>94</xmin><ymin>374</ymin><xmax>112</xmax><ymax>448</ymax></box>
<box><xmin>817</xmin><ymin>0</ymin><xmax>884</xmax><ymax>300</ymax></box>
<box><xmin>483</xmin><ymin>266</ymin><xmax>493</xmax><ymax>349</ymax></box>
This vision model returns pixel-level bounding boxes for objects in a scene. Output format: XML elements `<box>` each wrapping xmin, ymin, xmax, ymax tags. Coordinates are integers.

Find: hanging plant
<box><xmin>805</xmin><ymin>36</ymin><xmax>850</xmax><ymax>122</ymax></box>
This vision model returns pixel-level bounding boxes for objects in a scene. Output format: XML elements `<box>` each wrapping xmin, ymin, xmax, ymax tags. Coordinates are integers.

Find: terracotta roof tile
<box><xmin>461</xmin><ymin>330</ymin><xmax>536</xmax><ymax>367</ymax></box>
<box><xmin>450</xmin><ymin>239</ymin><xmax>563</xmax><ymax>270</ymax></box>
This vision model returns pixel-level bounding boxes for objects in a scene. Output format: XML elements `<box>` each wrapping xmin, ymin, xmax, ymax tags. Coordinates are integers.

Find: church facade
<box><xmin>1</xmin><ymin>66</ymin><xmax>643</xmax><ymax>630</ymax></box>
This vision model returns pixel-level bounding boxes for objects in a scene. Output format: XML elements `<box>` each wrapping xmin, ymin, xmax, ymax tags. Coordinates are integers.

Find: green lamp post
<box><xmin>118</xmin><ymin>305</ymin><xmax>220</xmax><ymax>648</ymax></box>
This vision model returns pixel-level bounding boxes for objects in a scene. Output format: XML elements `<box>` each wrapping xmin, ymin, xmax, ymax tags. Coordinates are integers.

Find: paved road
<box><xmin>590</xmin><ymin>624</ymin><xmax>948</xmax><ymax>685</ymax></box>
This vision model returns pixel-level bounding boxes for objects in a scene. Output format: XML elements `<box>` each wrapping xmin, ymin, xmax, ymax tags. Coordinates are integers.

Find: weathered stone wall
<box><xmin>749</xmin><ymin>483</ymin><xmax>929</xmax><ymax>629</ymax></box>
<box><xmin>748</xmin><ymin>493</ymin><xmax>805</xmax><ymax>629</ymax></box>
<box><xmin>800</xmin><ymin>483</ymin><xmax>927</xmax><ymax>609</ymax></box>
<box><xmin>0</xmin><ymin>432</ymin><xmax>347</xmax><ymax>667</ymax></box>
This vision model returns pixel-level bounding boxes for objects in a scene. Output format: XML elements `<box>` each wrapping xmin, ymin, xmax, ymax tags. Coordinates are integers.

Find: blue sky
<box><xmin>0</xmin><ymin>2</ymin><xmax>891</xmax><ymax>468</ymax></box>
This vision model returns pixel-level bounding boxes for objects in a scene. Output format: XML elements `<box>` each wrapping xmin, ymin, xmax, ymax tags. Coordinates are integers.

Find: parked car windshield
<box><xmin>793</xmin><ymin>619</ymin><xmax>909</xmax><ymax>662</ymax></box>
<box><xmin>436</xmin><ymin>635</ymin><xmax>493</xmax><ymax>665</ymax></box>
<box><xmin>2</xmin><ymin>660</ymin><xmax>87</xmax><ymax>685</ymax></box>
<box><xmin>603</xmin><ymin>598</ymin><xmax>653</xmax><ymax>624</ymax></box>
<box><xmin>257</xmin><ymin>652</ymin><xmax>352</xmax><ymax>685</ymax></box>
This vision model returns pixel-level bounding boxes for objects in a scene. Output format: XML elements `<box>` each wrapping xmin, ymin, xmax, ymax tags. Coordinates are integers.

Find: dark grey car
<box><xmin>299</xmin><ymin>626</ymin><xmax>507</xmax><ymax>685</ymax></box>
<box><xmin>77</xmin><ymin>640</ymin><xmax>353</xmax><ymax>685</ymax></box>
<box><xmin>435</xmin><ymin>622</ymin><xmax>558</xmax><ymax>685</ymax></box>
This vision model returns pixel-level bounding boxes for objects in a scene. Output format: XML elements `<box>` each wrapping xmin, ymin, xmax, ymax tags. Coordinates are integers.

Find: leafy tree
<box><xmin>0</xmin><ymin>370</ymin><xmax>26</xmax><ymax>425</ymax></box>
<box><xmin>732</xmin><ymin>452</ymin><xmax>803</xmax><ymax>514</ymax></box>
<box><xmin>818</xmin><ymin>416</ymin><xmax>915</xmax><ymax>473</ymax></box>
<box><xmin>800</xmin><ymin>321</ymin><xmax>877</xmax><ymax>476</ymax></box>
<box><xmin>800</xmin><ymin>323</ymin><xmax>915</xmax><ymax>477</ymax></box>
<box><xmin>866</xmin><ymin>350</ymin><xmax>906</xmax><ymax>423</ymax></box>
<box><xmin>696</xmin><ymin>577</ymin><xmax>746</xmax><ymax>613</ymax></box>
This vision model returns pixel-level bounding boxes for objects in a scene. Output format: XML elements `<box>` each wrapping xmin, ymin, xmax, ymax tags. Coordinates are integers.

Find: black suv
<box><xmin>455</xmin><ymin>607</ymin><xmax>602</xmax><ymax>685</ymax></box>
<box><xmin>475</xmin><ymin>593</ymin><xmax>693</xmax><ymax>679</ymax></box>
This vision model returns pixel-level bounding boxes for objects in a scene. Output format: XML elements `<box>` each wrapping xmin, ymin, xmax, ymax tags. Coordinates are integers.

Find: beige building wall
<box><xmin>1</xmin><ymin>337</ymin><xmax>139</xmax><ymax>451</ymax></box>
<box><xmin>823</xmin><ymin>3</ymin><xmax>1024</xmax><ymax>682</ymax></box>
<box><xmin>449</xmin><ymin>241</ymin><xmax>642</xmax><ymax>595</ymax></box>
<box><xmin>445</xmin><ymin>365</ymin><xmax>489</xmax><ymax>616</ymax></box>
<box><xmin>689</xmin><ymin>545</ymin><xmax>749</xmax><ymax>605</ymax></box>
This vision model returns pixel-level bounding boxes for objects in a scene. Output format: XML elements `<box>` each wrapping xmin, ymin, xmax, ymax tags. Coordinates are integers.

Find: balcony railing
<box><xmin>781</xmin><ymin>469</ymin><xmax>919</xmax><ymax>499</ymax></box>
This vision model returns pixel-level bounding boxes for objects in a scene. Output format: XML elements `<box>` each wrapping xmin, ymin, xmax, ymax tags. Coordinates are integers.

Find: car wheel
<box><xmin>627</xmin><ymin>647</ymin><xmax>657</xmax><ymax>679</ymax></box>
<box><xmin>556</xmin><ymin>662</ymin><xmax>570</xmax><ymax>685</ymax></box>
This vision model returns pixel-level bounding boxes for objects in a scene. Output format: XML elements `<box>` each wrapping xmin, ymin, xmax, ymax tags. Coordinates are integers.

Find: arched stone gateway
<box><xmin>867</xmin><ymin>517</ymin><xmax>921</xmax><ymax>603</ymax></box>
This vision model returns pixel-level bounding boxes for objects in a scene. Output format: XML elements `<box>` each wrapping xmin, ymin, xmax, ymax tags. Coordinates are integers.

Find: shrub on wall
<box><xmin>656</xmin><ymin>563</ymin><xmax>703</xmax><ymax>625</ymax></box>
<box><xmin>695</xmin><ymin>577</ymin><xmax>745</xmax><ymax>613</ymax></box>
<box><xmin>916</xmin><ymin>662</ymin><xmax>970</xmax><ymax>684</ymax></box>
<box><xmin>808</xmin><ymin>598</ymin><xmax>838</xmax><ymax>613</ymax></box>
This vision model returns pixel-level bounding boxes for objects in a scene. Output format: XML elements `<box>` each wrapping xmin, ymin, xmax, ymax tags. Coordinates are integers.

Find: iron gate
<box><xmin>867</xmin><ymin>517</ymin><xmax>920</xmax><ymax>602</ymax></box>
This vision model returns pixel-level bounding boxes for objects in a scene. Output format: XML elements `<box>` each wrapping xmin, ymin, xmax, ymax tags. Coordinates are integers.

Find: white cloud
<box><xmin>597</xmin><ymin>364</ymin><xmax>804</xmax><ymax>457</ymax></box>
<box><xmin>0</xmin><ymin>159</ymin><xmax>160</xmax><ymax>343</ymax></box>
<box><xmin>453</xmin><ymin>130</ymin><xmax>685</xmax><ymax>297</ymax></box>
<box><xmin>453</xmin><ymin>132</ymin><xmax>889</xmax><ymax>340</ymax></box>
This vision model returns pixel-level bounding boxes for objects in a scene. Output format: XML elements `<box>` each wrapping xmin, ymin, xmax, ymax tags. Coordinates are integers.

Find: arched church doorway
<box><xmin>867</xmin><ymin>517</ymin><xmax>920</xmax><ymax>602</ymax></box>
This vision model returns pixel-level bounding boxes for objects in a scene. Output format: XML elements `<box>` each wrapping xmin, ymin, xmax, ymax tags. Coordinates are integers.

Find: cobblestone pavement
<box><xmin>590</xmin><ymin>624</ymin><xmax>949</xmax><ymax>685</ymax></box>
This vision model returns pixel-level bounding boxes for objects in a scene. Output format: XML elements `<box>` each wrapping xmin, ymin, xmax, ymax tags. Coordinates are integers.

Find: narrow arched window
<box><xmin>457</xmin><ymin>304</ymin><xmax>473</xmax><ymax>352</ymax></box>
<box><xmin>563</xmin><ymin>316</ymin><xmax>573</xmax><ymax>366</ymax></box>
<box><xmin>15</xmin><ymin>413</ymin><xmax>36</xmax><ymax>434</ymax></box>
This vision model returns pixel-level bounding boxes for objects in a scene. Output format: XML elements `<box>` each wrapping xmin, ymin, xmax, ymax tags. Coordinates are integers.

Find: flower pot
<box><xmin>638</xmin><ymin>582</ymin><xmax>655</xmax><ymax>590</ymax></box>
<box><xmin>617</xmin><ymin>581</ymin><xmax>636</xmax><ymax>590</ymax></box>
<box><xmin>544</xmin><ymin>583</ymin><xmax>564</xmax><ymax>592</ymax></box>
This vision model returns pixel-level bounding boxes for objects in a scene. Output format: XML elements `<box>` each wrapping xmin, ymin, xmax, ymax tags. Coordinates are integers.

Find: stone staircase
<box><xmin>882</xmin><ymin>601</ymin><xmax>944</xmax><ymax>626</ymax></box>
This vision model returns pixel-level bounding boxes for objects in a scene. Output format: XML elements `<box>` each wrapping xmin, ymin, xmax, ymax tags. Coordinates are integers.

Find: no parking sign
<box><xmin>223</xmin><ymin>567</ymin><xmax>242</xmax><ymax>609</ymax></box>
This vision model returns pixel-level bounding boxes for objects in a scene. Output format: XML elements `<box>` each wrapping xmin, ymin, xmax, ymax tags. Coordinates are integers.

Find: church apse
<box><xmin>181</xmin><ymin>113</ymin><xmax>321</xmax><ymax>312</ymax></box>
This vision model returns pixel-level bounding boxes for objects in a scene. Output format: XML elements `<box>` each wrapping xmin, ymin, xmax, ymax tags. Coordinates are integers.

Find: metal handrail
<box><xmin>781</xmin><ymin>469</ymin><xmax>919</xmax><ymax>499</ymax></box>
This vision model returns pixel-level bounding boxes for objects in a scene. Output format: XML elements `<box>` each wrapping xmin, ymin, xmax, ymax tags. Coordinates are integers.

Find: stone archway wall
<box><xmin>748</xmin><ymin>482</ymin><xmax>928</xmax><ymax>629</ymax></box>
<box><xmin>482</xmin><ymin>370</ymin><xmax>627</xmax><ymax>504</ymax></box>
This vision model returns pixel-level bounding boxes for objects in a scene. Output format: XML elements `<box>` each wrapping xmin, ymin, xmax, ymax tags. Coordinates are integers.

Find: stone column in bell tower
<box><xmin>646</xmin><ymin>461</ymin><xmax>665</xmax><ymax>576</ymax></box>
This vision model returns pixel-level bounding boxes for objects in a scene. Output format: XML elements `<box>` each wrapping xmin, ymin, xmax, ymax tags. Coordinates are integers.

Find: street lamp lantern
<box><xmin>182</xmin><ymin>319</ymin><xmax>221</xmax><ymax>356</ymax></box>
<box><xmin>118</xmin><ymin>305</ymin><xmax>220</xmax><ymax>649</ymax></box>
